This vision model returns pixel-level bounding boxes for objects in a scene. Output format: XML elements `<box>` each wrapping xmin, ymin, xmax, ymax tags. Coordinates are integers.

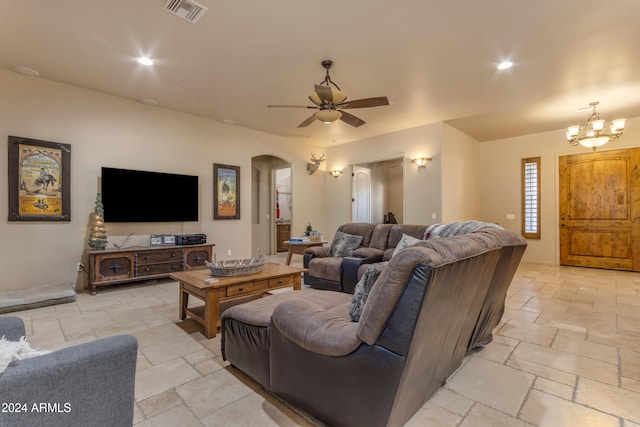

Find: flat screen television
<box><xmin>101</xmin><ymin>167</ymin><xmax>199</xmax><ymax>222</ymax></box>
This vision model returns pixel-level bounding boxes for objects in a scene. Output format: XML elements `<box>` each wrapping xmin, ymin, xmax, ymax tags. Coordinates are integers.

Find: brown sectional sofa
<box><xmin>221</xmin><ymin>226</ymin><xmax>527</xmax><ymax>427</ymax></box>
<box><xmin>304</xmin><ymin>222</ymin><xmax>428</xmax><ymax>293</ymax></box>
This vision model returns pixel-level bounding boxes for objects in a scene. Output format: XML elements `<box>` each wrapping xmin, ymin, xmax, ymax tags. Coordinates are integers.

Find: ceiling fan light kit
<box><xmin>315</xmin><ymin>109</ymin><xmax>342</xmax><ymax>124</ymax></box>
<box><xmin>309</xmin><ymin>88</ymin><xmax>346</xmax><ymax>105</ymax></box>
<box><xmin>566</xmin><ymin>102</ymin><xmax>625</xmax><ymax>151</ymax></box>
<box><xmin>268</xmin><ymin>59</ymin><xmax>389</xmax><ymax>128</ymax></box>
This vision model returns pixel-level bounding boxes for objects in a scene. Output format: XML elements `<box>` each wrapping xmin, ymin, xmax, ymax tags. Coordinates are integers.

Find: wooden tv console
<box><xmin>86</xmin><ymin>243</ymin><xmax>214</xmax><ymax>295</ymax></box>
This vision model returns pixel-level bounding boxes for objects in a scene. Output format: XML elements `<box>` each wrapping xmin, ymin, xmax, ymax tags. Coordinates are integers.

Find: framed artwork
<box><xmin>8</xmin><ymin>136</ymin><xmax>71</xmax><ymax>221</ymax></box>
<box><xmin>213</xmin><ymin>163</ymin><xmax>240</xmax><ymax>219</ymax></box>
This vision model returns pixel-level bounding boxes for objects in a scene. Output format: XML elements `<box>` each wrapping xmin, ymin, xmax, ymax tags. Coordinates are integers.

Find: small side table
<box><xmin>284</xmin><ymin>240</ymin><xmax>328</xmax><ymax>265</ymax></box>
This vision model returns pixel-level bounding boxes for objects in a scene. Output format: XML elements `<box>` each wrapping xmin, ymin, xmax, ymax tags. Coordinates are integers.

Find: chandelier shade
<box><xmin>566</xmin><ymin>102</ymin><xmax>625</xmax><ymax>150</ymax></box>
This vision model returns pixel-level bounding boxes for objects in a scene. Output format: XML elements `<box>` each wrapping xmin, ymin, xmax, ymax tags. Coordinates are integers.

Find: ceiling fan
<box><xmin>267</xmin><ymin>60</ymin><xmax>389</xmax><ymax>128</ymax></box>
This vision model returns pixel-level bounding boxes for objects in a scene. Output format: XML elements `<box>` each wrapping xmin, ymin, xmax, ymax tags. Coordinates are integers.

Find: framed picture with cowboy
<box><xmin>213</xmin><ymin>163</ymin><xmax>240</xmax><ymax>220</ymax></box>
<box><xmin>8</xmin><ymin>136</ymin><xmax>71</xmax><ymax>221</ymax></box>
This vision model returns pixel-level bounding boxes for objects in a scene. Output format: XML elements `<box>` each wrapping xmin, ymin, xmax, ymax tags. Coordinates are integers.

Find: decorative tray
<box><xmin>205</xmin><ymin>252</ymin><xmax>265</xmax><ymax>277</ymax></box>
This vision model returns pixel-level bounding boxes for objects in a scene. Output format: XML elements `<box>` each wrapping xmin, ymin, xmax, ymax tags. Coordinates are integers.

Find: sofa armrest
<box><xmin>271</xmin><ymin>298</ymin><xmax>360</xmax><ymax>357</ymax></box>
<box><xmin>305</xmin><ymin>246</ymin><xmax>329</xmax><ymax>258</ymax></box>
<box><xmin>0</xmin><ymin>335</ymin><xmax>138</xmax><ymax>427</ymax></box>
<box><xmin>352</xmin><ymin>247</ymin><xmax>384</xmax><ymax>259</ymax></box>
<box><xmin>303</xmin><ymin>246</ymin><xmax>329</xmax><ymax>269</ymax></box>
<box><xmin>0</xmin><ymin>316</ymin><xmax>26</xmax><ymax>340</ymax></box>
<box><xmin>341</xmin><ymin>256</ymin><xmax>383</xmax><ymax>294</ymax></box>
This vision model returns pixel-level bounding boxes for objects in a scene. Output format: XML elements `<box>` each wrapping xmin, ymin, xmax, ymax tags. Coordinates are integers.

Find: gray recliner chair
<box><xmin>0</xmin><ymin>316</ymin><xmax>138</xmax><ymax>427</ymax></box>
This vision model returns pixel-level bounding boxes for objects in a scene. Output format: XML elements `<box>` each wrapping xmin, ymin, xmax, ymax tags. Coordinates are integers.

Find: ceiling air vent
<box><xmin>163</xmin><ymin>0</ymin><xmax>208</xmax><ymax>23</ymax></box>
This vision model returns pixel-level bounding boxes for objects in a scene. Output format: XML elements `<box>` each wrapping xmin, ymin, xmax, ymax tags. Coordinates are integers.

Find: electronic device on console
<box><xmin>175</xmin><ymin>233</ymin><xmax>207</xmax><ymax>245</ymax></box>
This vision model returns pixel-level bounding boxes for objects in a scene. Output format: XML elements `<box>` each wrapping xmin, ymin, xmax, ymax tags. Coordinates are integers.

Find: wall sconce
<box><xmin>413</xmin><ymin>157</ymin><xmax>432</xmax><ymax>168</ymax></box>
<box><xmin>329</xmin><ymin>170</ymin><xmax>343</xmax><ymax>178</ymax></box>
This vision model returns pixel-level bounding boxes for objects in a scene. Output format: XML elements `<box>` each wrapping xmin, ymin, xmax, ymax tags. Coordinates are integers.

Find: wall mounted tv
<box><xmin>101</xmin><ymin>167</ymin><xmax>199</xmax><ymax>223</ymax></box>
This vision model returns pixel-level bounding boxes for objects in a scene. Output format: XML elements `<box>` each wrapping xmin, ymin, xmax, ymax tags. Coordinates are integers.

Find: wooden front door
<box><xmin>559</xmin><ymin>148</ymin><xmax>640</xmax><ymax>271</ymax></box>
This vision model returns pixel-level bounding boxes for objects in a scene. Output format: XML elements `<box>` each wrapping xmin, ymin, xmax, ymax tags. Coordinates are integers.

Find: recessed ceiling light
<box><xmin>138</xmin><ymin>57</ymin><xmax>154</xmax><ymax>66</ymax></box>
<box><xmin>14</xmin><ymin>66</ymin><xmax>40</xmax><ymax>77</ymax></box>
<box><xmin>140</xmin><ymin>98</ymin><xmax>157</xmax><ymax>105</ymax></box>
<box><xmin>497</xmin><ymin>61</ymin><xmax>513</xmax><ymax>70</ymax></box>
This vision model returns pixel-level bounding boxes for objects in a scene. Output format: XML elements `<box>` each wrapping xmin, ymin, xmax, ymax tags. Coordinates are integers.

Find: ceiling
<box><xmin>2</xmin><ymin>0</ymin><xmax>640</xmax><ymax>146</ymax></box>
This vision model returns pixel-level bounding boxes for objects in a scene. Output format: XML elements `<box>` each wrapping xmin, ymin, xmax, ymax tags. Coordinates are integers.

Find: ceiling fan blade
<box><xmin>337</xmin><ymin>97</ymin><xmax>389</xmax><ymax>109</ymax></box>
<box><xmin>267</xmin><ymin>104</ymin><xmax>317</xmax><ymax>109</ymax></box>
<box><xmin>297</xmin><ymin>115</ymin><xmax>318</xmax><ymax>128</ymax></box>
<box><xmin>313</xmin><ymin>85</ymin><xmax>334</xmax><ymax>104</ymax></box>
<box><xmin>339</xmin><ymin>110</ymin><xmax>365</xmax><ymax>127</ymax></box>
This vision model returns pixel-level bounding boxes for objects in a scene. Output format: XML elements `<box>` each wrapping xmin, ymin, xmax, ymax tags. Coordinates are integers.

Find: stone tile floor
<box><xmin>5</xmin><ymin>254</ymin><xmax>640</xmax><ymax>426</ymax></box>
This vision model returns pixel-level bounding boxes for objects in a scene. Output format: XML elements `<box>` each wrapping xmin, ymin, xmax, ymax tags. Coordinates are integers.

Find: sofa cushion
<box><xmin>387</xmin><ymin>225</ymin><xmax>428</xmax><ymax>248</ymax></box>
<box><xmin>272</xmin><ymin>297</ymin><xmax>360</xmax><ymax>357</ymax></box>
<box><xmin>308</xmin><ymin>257</ymin><xmax>344</xmax><ymax>283</ymax></box>
<box><xmin>350</xmin><ymin>262</ymin><xmax>388</xmax><ymax>321</ymax></box>
<box><xmin>339</xmin><ymin>223</ymin><xmax>375</xmax><ymax>247</ymax></box>
<box><xmin>369</xmin><ymin>224</ymin><xmax>393</xmax><ymax>250</ymax></box>
<box><xmin>328</xmin><ymin>231</ymin><xmax>363</xmax><ymax>257</ymax></box>
<box><xmin>222</xmin><ymin>289</ymin><xmax>353</xmax><ymax>328</ymax></box>
<box><xmin>384</xmin><ymin>225</ymin><xmax>428</xmax><ymax>261</ymax></box>
<box><xmin>391</xmin><ymin>233</ymin><xmax>422</xmax><ymax>258</ymax></box>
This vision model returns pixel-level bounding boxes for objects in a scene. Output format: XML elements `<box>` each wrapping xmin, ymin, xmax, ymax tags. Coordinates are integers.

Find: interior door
<box><xmin>559</xmin><ymin>148</ymin><xmax>640</xmax><ymax>271</ymax></box>
<box><xmin>352</xmin><ymin>165</ymin><xmax>371</xmax><ymax>223</ymax></box>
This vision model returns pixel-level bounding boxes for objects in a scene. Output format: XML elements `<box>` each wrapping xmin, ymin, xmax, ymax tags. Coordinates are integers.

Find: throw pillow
<box><xmin>350</xmin><ymin>262</ymin><xmax>388</xmax><ymax>322</ymax></box>
<box><xmin>0</xmin><ymin>336</ymin><xmax>50</xmax><ymax>373</ymax></box>
<box><xmin>328</xmin><ymin>231</ymin><xmax>363</xmax><ymax>257</ymax></box>
<box><xmin>392</xmin><ymin>233</ymin><xmax>422</xmax><ymax>258</ymax></box>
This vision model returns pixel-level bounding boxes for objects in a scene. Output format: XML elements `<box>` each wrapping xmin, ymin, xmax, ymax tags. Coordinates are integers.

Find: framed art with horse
<box><xmin>8</xmin><ymin>136</ymin><xmax>71</xmax><ymax>221</ymax></box>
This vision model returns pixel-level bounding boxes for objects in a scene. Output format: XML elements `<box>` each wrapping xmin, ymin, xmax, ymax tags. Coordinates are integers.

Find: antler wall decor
<box><xmin>307</xmin><ymin>153</ymin><xmax>326</xmax><ymax>175</ymax></box>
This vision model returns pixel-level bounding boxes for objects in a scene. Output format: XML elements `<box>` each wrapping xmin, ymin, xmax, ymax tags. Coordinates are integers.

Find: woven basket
<box><xmin>205</xmin><ymin>257</ymin><xmax>264</xmax><ymax>277</ymax></box>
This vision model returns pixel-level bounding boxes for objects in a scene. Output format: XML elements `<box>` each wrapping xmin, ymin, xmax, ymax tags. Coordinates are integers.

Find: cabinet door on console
<box><xmin>94</xmin><ymin>254</ymin><xmax>134</xmax><ymax>282</ymax></box>
<box><xmin>184</xmin><ymin>246</ymin><xmax>212</xmax><ymax>269</ymax></box>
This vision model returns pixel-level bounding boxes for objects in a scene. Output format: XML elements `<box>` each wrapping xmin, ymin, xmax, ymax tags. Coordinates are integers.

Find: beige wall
<box><xmin>442</xmin><ymin>123</ymin><xmax>481</xmax><ymax>222</ymax></box>
<box><xmin>0</xmin><ymin>69</ymin><xmax>325</xmax><ymax>291</ymax></box>
<box><xmin>478</xmin><ymin>116</ymin><xmax>640</xmax><ymax>265</ymax></box>
<box><xmin>324</xmin><ymin>123</ymin><xmax>443</xmax><ymax>239</ymax></box>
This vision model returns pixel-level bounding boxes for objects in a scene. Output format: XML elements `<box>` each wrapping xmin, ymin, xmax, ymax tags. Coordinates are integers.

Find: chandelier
<box><xmin>566</xmin><ymin>102</ymin><xmax>625</xmax><ymax>150</ymax></box>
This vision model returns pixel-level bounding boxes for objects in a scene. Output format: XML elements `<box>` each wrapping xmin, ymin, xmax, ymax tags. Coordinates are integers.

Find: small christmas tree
<box><xmin>88</xmin><ymin>193</ymin><xmax>108</xmax><ymax>249</ymax></box>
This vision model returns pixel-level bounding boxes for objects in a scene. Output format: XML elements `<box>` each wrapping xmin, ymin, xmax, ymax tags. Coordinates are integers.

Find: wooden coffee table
<box><xmin>171</xmin><ymin>262</ymin><xmax>305</xmax><ymax>338</ymax></box>
<box><xmin>284</xmin><ymin>240</ymin><xmax>328</xmax><ymax>265</ymax></box>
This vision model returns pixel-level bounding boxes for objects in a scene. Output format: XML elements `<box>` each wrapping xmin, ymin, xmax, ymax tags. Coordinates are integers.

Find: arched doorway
<box><xmin>251</xmin><ymin>155</ymin><xmax>292</xmax><ymax>255</ymax></box>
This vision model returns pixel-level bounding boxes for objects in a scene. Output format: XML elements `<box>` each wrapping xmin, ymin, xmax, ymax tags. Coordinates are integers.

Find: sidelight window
<box><xmin>522</xmin><ymin>157</ymin><xmax>541</xmax><ymax>239</ymax></box>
